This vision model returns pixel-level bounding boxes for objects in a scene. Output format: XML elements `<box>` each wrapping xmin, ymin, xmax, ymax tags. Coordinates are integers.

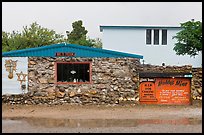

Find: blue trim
<box><xmin>2</xmin><ymin>43</ymin><xmax>143</xmax><ymax>59</ymax></box>
<box><xmin>100</xmin><ymin>25</ymin><xmax>181</xmax><ymax>32</ymax></box>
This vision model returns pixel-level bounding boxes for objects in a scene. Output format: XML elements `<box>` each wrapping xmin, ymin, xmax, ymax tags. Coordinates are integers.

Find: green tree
<box><xmin>2</xmin><ymin>22</ymin><xmax>65</xmax><ymax>52</ymax></box>
<box><xmin>66</xmin><ymin>20</ymin><xmax>88</xmax><ymax>44</ymax></box>
<box><xmin>173</xmin><ymin>20</ymin><xmax>202</xmax><ymax>57</ymax></box>
<box><xmin>92</xmin><ymin>38</ymin><xmax>103</xmax><ymax>48</ymax></box>
<box><xmin>66</xmin><ymin>20</ymin><xmax>103</xmax><ymax>48</ymax></box>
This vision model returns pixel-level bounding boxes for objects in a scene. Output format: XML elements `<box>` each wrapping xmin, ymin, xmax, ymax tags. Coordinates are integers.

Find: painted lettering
<box><xmin>158</xmin><ymin>79</ymin><xmax>174</xmax><ymax>86</ymax></box>
<box><xmin>55</xmin><ymin>52</ymin><xmax>75</xmax><ymax>57</ymax></box>
<box><xmin>175</xmin><ymin>81</ymin><xmax>187</xmax><ymax>86</ymax></box>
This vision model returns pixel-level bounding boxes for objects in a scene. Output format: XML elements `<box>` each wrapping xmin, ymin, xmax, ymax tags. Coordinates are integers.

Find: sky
<box><xmin>2</xmin><ymin>2</ymin><xmax>202</xmax><ymax>39</ymax></box>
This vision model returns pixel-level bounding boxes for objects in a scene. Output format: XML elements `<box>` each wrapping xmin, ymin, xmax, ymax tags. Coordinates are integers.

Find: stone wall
<box><xmin>2</xmin><ymin>57</ymin><xmax>202</xmax><ymax>105</ymax></box>
<box><xmin>191</xmin><ymin>68</ymin><xmax>202</xmax><ymax>100</ymax></box>
<box><xmin>138</xmin><ymin>64</ymin><xmax>192</xmax><ymax>73</ymax></box>
<box><xmin>16</xmin><ymin>57</ymin><xmax>140</xmax><ymax>105</ymax></box>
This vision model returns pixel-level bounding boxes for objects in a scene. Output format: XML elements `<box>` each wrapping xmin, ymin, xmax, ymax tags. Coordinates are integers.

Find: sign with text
<box><xmin>139</xmin><ymin>78</ymin><xmax>191</xmax><ymax>105</ymax></box>
<box><xmin>139</xmin><ymin>82</ymin><xmax>157</xmax><ymax>103</ymax></box>
<box><xmin>155</xmin><ymin>78</ymin><xmax>191</xmax><ymax>105</ymax></box>
<box><xmin>55</xmin><ymin>52</ymin><xmax>75</xmax><ymax>57</ymax></box>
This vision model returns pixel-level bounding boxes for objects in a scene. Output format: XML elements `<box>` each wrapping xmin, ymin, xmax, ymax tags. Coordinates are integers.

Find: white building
<box><xmin>100</xmin><ymin>25</ymin><xmax>202</xmax><ymax>67</ymax></box>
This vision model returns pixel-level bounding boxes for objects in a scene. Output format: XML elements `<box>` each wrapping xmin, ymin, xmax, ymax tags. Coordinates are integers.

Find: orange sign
<box><xmin>139</xmin><ymin>78</ymin><xmax>191</xmax><ymax>105</ymax></box>
<box><xmin>155</xmin><ymin>78</ymin><xmax>190</xmax><ymax>105</ymax></box>
<box><xmin>139</xmin><ymin>82</ymin><xmax>157</xmax><ymax>103</ymax></box>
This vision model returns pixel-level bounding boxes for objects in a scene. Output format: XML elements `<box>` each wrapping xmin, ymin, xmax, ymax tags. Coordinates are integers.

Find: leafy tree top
<box><xmin>173</xmin><ymin>20</ymin><xmax>202</xmax><ymax>57</ymax></box>
<box><xmin>66</xmin><ymin>20</ymin><xmax>88</xmax><ymax>42</ymax></box>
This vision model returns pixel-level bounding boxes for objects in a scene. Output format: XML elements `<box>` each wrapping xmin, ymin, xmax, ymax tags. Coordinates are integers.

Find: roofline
<box><xmin>2</xmin><ymin>43</ymin><xmax>143</xmax><ymax>59</ymax></box>
<box><xmin>2</xmin><ymin>43</ymin><xmax>65</xmax><ymax>56</ymax></box>
<box><xmin>100</xmin><ymin>25</ymin><xmax>181</xmax><ymax>32</ymax></box>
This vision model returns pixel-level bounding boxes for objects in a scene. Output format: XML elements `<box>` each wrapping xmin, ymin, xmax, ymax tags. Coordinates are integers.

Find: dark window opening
<box><xmin>162</xmin><ymin>29</ymin><xmax>167</xmax><ymax>45</ymax></box>
<box><xmin>56</xmin><ymin>62</ymin><xmax>91</xmax><ymax>83</ymax></box>
<box><xmin>146</xmin><ymin>29</ymin><xmax>152</xmax><ymax>45</ymax></box>
<box><xmin>154</xmin><ymin>29</ymin><xmax>159</xmax><ymax>45</ymax></box>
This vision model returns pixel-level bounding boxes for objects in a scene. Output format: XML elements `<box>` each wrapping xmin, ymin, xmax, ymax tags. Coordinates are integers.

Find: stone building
<box><xmin>2</xmin><ymin>43</ymin><xmax>202</xmax><ymax>105</ymax></box>
<box><xmin>2</xmin><ymin>43</ymin><xmax>143</xmax><ymax>105</ymax></box>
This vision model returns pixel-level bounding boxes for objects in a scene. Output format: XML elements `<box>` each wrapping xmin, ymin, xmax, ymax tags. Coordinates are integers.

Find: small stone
<box><xmin>113</xmin><ymin>86</ymin><xmax>118</xmax><ymax>90</ymax></box>
<box><xmin>77</xmin><ymin>89</ymin><xmax>81</xmax><ymax>93</ymax></box>
<box><xmin>132</xmin><ymin>77</ymin><xmax>139</xmax><ymax>83</ymax></box>
<box><xmin>69</xmin><ymin>91</ymin><xmax>76</xmax><ymax>97</ymax></box>
<box><xmin>56</xmin><ymin>91</ymin><xmax>65</xmax><ymax>98</ymax></box>
<box><xmin>197</xmin><ymin>88</ymin><xmax>202</xmax><ymax>95</ymax></box>
<box><xmin>88</xmin><ymin>90</ymin><xmax>97</xmax><ymax>95</ymax></box>
<box><xmin>46</xmin><ymin>87</ymin><xmax>55</xmax><ymax>93</ymax></box>
<box><xmin>29</xmin><ymin>61</ymin><xmax>36</xmax><ymax>65</ymax></box>
<box><xmin>136</xmin><ymin>97</ymin><xmax>139</xmax><ymax>101</ymax></box>
<box><xmin>38</xmin><ymin>78</ymin><xmax>48</xmax><ymax>84</ymax></box>
<box><xmin>47</xmin><ymin>78</ymin><xmax>55</xmax><ymax>84</ymax></box>
<box><xmin>59</xmin><ymin>87</ymin><xmax>65</xmax><ymax>92</ymax></box>
<box><xmin>29</xmin><ymin>71</ymin><xmax>35</xmax><ymax>78</ymax></box>
<box><xmin>192</xmin><ymin>96</ymin><xmax>196</xmax><ymax>100</ymax></box>
<box><xmin>118</xmin><ymin>97</ymin><xmax>123</xmax><ymax>101</ymax></box>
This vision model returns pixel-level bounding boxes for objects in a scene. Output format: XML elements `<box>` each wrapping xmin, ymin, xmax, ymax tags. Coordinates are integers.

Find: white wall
<box><xmin>2</xmin><ymin>57</ymin><xmax>28</xmax><ymax>95</ymax></box>
<box><xmin>102</xmin><ymin>28</ymin><xmax>202</xmax><ymax>67</ymax></box>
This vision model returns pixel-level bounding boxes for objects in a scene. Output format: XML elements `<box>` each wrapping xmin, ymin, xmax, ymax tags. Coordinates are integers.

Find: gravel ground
<box><xmin>2</xmin><ymin>101</ymin><xmax>202</xmax><ymax>133</ymax></box>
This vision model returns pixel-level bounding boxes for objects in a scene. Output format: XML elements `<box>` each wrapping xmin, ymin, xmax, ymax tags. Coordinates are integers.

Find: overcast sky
<box><xmin>2</xmin><ymin>2</ymin><xmax>202</xmax><ymax>39</ymax></box>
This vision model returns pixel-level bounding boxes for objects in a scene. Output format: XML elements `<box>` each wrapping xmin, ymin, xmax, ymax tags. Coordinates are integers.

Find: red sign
<box><xmin>55</xmin><ymin>52</ymin><xmax>75</xmax><ymax>57</ymax></box>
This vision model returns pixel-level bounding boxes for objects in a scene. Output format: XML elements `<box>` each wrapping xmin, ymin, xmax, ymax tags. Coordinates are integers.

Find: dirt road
<box><xmin>2</xmin><ymin>101</ymin><xmax>202</xmax><ymax>133</ymax></box>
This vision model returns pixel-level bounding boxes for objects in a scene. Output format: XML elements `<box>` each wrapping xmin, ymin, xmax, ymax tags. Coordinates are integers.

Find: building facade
<box><xmin>100</xmin><ymin>25</ymin><xmax>202</xmax><ymax>67</ymax></box>
<box><xmin>2</xmin><ymin>43</ymin><xmax>142</xmax><ymax>98</ymax></box>
<box><xmin>2</xmin><ymin>43</ymin><xmax>201</xmax><ymax>105</ymax></box>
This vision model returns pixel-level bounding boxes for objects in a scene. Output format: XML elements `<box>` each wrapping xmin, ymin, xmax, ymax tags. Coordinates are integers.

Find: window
<box><xmin>154</xmin><ymin>29</ymin><xmax>159</xmax><ymax>45</ymax></box>
<box><xmin>162</xmin><ymin>29</ymin><xmax>167</xmax><ymax>45</ymax></box>
<box><xmin>55</xmin><ymin>62</ymin><xmax>91</xmax><ymax>84</ymax></box>
<box><xmin>146</xmin><ymin>29</ymin><xmax>152</xmax><ymax>45</ymax></box>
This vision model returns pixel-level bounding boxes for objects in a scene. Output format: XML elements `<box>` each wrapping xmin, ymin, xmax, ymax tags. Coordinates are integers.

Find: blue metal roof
<box><xmin>2</xmin><ymin>43</ymin><xmax>143</xmax><ymax>59</ymax></box>
<box><xmin>100</xmin><ymin>25</ymin><xmax>181</xmax><ymax>32</ymax></box>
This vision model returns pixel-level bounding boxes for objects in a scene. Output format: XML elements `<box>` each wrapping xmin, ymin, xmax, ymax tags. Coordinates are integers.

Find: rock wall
<box><xmin>13</xmin><ymin>57</ymin><xmax>140</xmax><ymax>105</ymax></box>
<box><xmin>138</xmin><ymin>64</ymin><xmax>192</xmax><ymax>73</ymax></box>
<box><xmin>191</xmin><ymin>68</ymin><xmax>202</xmax><ymax>100</ymax></box>
<box><xmin>2</xmin><ymin>57</ymin><xmax>202</xmax><ymax>105</ymax></box>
